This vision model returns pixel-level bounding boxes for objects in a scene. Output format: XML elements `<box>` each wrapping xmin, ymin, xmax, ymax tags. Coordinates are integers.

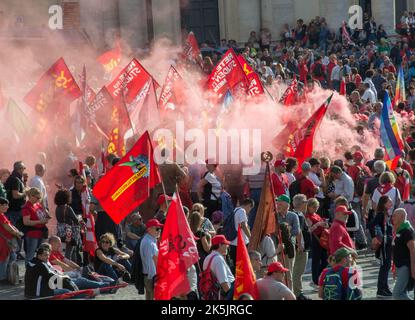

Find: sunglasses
<box><xmin>101</xmin><ymin>240</ymin><xmax>110</xmax><ymax>244</ymax></box>
<box><xmin>155</xmin><ymin>228</ymin><xmax>162</xmax><ymax>232</ymax></box>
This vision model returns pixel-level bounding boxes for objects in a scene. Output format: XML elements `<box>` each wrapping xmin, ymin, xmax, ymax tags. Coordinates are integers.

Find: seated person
<box><xmin>48</xmin><ymin>236</ymin><xmax>115</xmax><ymax>287</ymax></box>
<box><xmin>25</xmin><ymin>245</ymin><xmax>77</xmax><ymax>299</ymax></box>
<box><xmin>95</xmin><ymin>233</ymin><xmax>132</xmax><ymax>282</ymax></box>
<box><xmin>125</xmin><ymin>212</ymin><xmax>146</xmax><ymax>250</ymax></box>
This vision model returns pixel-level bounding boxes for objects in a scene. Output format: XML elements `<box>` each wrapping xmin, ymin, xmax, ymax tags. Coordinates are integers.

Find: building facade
<box><xmin>1</xmin><ymin>0</ymin><xmax>415</xmax><ymax>51</ymax></box>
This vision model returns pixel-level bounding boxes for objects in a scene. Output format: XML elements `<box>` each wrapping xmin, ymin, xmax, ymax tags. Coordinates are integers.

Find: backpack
<box><xmin>322</xmin><ymin>266</ymin><xmax>362</xmax><ymax>300</ymax></box>
<box><xmin>355</xmin><ymin>166</ymin><xmax>371</xmax><ymax>197</ymax></box>
<box><xmin>313</xmin><ymin>63</ymin><xmax>324</xmax><ymax>78</ymax></box>
<box><xmin>222</xmin><ymin>208</ymin><xmax>239</xmax><ymax>242</ymax></box>
<box><xmin>289</xmin><ymin>176</ymin><xmax>305</xmax><ymax>202</ymax></box>
<box><xmin>199</xmin><ymin>254</ymin><xmax>221</xmax><ymax>300</ymax></box>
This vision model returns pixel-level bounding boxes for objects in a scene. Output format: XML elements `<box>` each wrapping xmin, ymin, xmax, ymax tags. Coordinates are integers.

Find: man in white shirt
<box><xmin>330</xmin><ymin>60</ymin><xmax>342</xmax><ymax>92</ymax></box>
<box><xmin>308</xmin><ymin>158</ymin><xmax>326</xmax><ymax>204</ymax></box>
<box><xmin>229</xmin><ymin>198</ymin><xmax>254</xmax><ymax>272</ymax></box>
<box><xmin>361</xmin><ymin>82</ymin><xmax>377</xmax><ymax>103</ymax></box>
<box><xmin>29</xmin><ymin>164</ymin><xmax>48</xmax><ymax>210</ymax></box>
<box><xmin>203</xmin><ymin>235</ymin><xmax>235</xmax><ymax>300</ymax></box>
<box><xmin>330</xmin><ymin>166</ymin><xmax>355</xmax><ymax>203</ymax></box>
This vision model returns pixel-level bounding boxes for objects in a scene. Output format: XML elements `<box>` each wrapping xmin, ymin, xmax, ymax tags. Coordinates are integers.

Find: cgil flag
<box><xmin>279</xmin><ymin>76</ymin><xmax>298</xmax><ymax>106</ymax></box>
<box><xmin>392</xmin><ymin>65</ymin><xmax>405</xmax><ymax>108</ymax></box>
<box><xmin>285</xmin><ymin>94</ymin><xmax>333</xmax><ymax>167</ymax></box>
<box><xmin>97</xmin><ymin>41</ymin><xmax>122</xmax><ymax>75</ymax></box>
<box><xmin>24</xmin><ymin>57</ymin><xmax>81</xmax><ymax>114</ymax></box>
<box><xmin>381</xmin><ymin>92</ymin><xmax>404</xmax><ymax>170</ymax></box>
<box><xmin>207</xmin><ymin>48</ymin><xmax>247</xmax><ymax>99</ymax></box>
<box><xmin>92</xmin><ymin>131</ymin><xmax>161</xmax><ymax>224</ymax></box>
<box><xmin>183</xmin><ymin>31</ymin><xmax>202</xmax><ymax>65</ymax></box>
<box><xmin>154</xmin><ymin>194</ymin><xmax>199</xmax><ymax>300</ymax></box>
<box><xmin>85</xmin><ymin>86</ymin><xmax>114</xmax><ymax>139</ymax></box>
<box><xmin>107</xmin><ymin>94</ymin><xmax>131</xmax><ymax>157</ymax></box>
<box><xmin>234</xmin><ymin>225</ymin><xmax>259</xmax><ymax>300</ymax></box>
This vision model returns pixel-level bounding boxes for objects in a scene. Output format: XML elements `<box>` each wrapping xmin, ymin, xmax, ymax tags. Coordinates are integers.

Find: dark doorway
<box><xmin>359</xmin><ymin>0</ymin><xmax>372</xmax><ymax>17</ymax></box>
<box><xmin>395</xmin><ymin>0</ymin><xmax>408</xmax><ymax>26</ymax></box>
<box><xmin>180</xmin><ymin>0</ymin><xmax>220</xmax><ymax>46</ymax></box>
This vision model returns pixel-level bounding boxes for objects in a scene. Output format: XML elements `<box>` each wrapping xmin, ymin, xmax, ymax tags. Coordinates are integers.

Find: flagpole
<box><xmin>262</xmin><ymin>151</ymin><xmax>288</xmax><ymax>287</ymax></box>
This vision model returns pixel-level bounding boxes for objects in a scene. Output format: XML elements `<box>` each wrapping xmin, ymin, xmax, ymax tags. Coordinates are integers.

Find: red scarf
<box><xmin>377</xmin><ymin>183</ymin><xmax>393</xmax><ymax>195</ymax></box>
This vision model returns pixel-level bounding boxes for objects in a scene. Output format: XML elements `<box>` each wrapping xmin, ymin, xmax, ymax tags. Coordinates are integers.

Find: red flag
<box><xmin>24</xmin><ymin>57</ymin><xmax>81</xmax><ymax>114</ymax></box>
<box><xmin>207</xmin><ymin>48</ymin><xmax>247</xmax><ymax>99</ymax></box>
<box><xmin>237</xmin><ymin>55</ymin><xmax>265</xmax><ymax>97</ymax></box>
<box><xmin>342</xmin><ymin>21</ymin><xmax>355</xmax><ymax>46</ymax></box>
<box><xmin>183</xmin><ymin>31</ymin><xmax>201</xmax><ymax>64</ymax></box>
<box><xmin>154</xmin><ymin>195</ymin><xmax>199</xmax><ymax>300</ymax></box>
<box><xmin>92</xmin><ymin>131</ymin><xmax>161</xmax><ymax>224</ymax></box>
<box><xmin>97</xmin><ymin>43</ymin><xmax>121</xmax><ymax>74</ymax></box>
<box><xmin>127</xmin><ymin>79</ymin><xmax>160</xmax><ymax>134</ymax></box>
<box><xmin>340</xmin><ymin>78</ymin><xmax>346</xmax><ymax>96</ymax></box>
<box><xmin>285</xmin><ymin>94</ymin><xmax>333</xmax><ymax>167</ymax></box>
<box><xmin>158</xmin><ymin>65</ymin><xmax>186</xmax><ymax>111</ymax></box>
<box><xmin>107</xmin><ymin>96</ymin><xmax>131</xmax><ymax>157</ymax></box>
<box><xmin>272</xmin><ymin>120</ymin><xmax>299</xmax><ymax>151</ymax></box>
<box><xmin>234</xmin><ymin>225</ymin><xmax>259</xmax><ymax>300</ymax></box>
<box><xmin>107</xmin><ymin>58</ymin><xmax>159</xmax><ymax>104</ymax></box>
<box><xmin>279</xmin><ymin>76</ymin><xmax>298</xmax><ymax>106</ymax></box>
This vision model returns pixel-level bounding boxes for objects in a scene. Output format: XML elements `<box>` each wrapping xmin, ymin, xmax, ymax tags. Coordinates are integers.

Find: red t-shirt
<box><xmin>300</xmin><ymin>175</ymin><xmax>318</xmax><ymax>199</ymax></box>
<box><xmin>22</xmin><ymin>201</ymin><xmax>48</xmax><ymax>239</ymax></box>
<box><xmin>49</xmin><ymin>250</ymin><xmax>65</xmax><ymax>264</ymax></box>
<box><xmin>402</xmin><ymin>160</ymin><xmax>414</xmax><ymax>179</ymax></box>
<box><xmin>329</xmin><ymin>220</ymin><xmax>355</xmax><ymax>255</ymax></box>
<box><xmin>347</xmin><ymin>164</ymin><xmax>371</xmax><ymax>184</ymax></box>
<box><xmin>271</xmin><ymin>173</ymin><xmax>289</xmax><ymax>197</ymax></box>
<box><xmin>0</xmin><ymin>213</ymin><xmax>13</xmax><ymax>262</ymax></box>
<box><xmin>299</xmin><ymin>62</ymin><xmax>308</xmax><ymax>83</ymax></box>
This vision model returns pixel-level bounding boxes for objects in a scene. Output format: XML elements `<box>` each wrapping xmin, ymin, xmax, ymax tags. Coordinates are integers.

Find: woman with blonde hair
<box><xmin>189</xmin><ymin>211</ymin><xmax>211</xmax><ymax>265</ymax></box>
<box><xmin>0</xmin><ymin>169</ymin><xmax>10</xmax><ymax>199</ymax></box>
<box><xmin>94</xmin><ymin>233</ymin><xmax>131</xmax><ymax>283</ymax></box>
<box><xmin>22</xmin><ymin>187</ymin><xmax>51</xmax><ymax>264</ymax></box>
<box><xmin>191</xmin><ymin>203</ymin><xmax>215</xmax><ymax>236</ymax></box>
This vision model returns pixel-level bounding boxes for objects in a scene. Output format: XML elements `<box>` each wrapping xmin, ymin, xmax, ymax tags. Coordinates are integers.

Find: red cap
<box><xmin>157</xmin><ymin>194</ymin><xmax>172</xmax><ymax>205</ymax></box>
<box><xmin>212</xmin><ymin>235</ymin><xmax>231</xmax><ymax>246</ymax></box>
<box><xmin>268</xmin><ymin>262</ymin><xmax>289</xmax><ymax>273</ymax></box>
<box><xmin>335</xmin><ymin>205</ymin><xmax>352</xmax><ymax>215</ymax></box>
<box><xmin>146</xmin><ymin>219</ymin><xmax>164</xmax><ymax>229</ymax></box>
<box><xmin>274</xmin><ymin>159</ymin><xmax>286</xmax><ymax>168</ymax></box>
<box><xmin>353</xmin><ymin>151</ymin><xmax>364</xmax><ymax>161</ymax></box>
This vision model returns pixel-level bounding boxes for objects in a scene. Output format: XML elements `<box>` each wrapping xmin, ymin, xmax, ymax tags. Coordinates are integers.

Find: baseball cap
<box><xmin>301</xmin><ymin>161</ymin><xmax>311</xmax><ymax>171</ymax></box>
<box><xmin>268</xmin><ymin>262</ymin><xmax>289</xmax><ymax>273</ymax></box>
<box><xmin>333</xmin><ymin>247</ymin><xmax>357</xmax><ymax>263</ymax></box>
<box><xmin>353</xmin><ymin>151</ymin><xmax>364</xmax><ymax>161</ymax></box>
<box><xmin>157</xmin><ymin>194</ymin><xmax>172</xmax><ymax>205</ymax></box>
<box><xmin>145</xmin><ymin>219</ymin><xmax>164</xmax><ymax>229</ymax></box>
<box><xmin>212</xmin><ymin>235</ymin><xmax>231</xmax><ymax>246</ymax></box>
<box><xmin>274</xmin><ymin>159</ymin><xmax>286</xmax><ymax>168</ymax></box>
<box><xmin>335</xmin><ymin>205</ymin><xmax>352</xmax><ymax>215</ymax></box>
<box><xmin>276</xmin><ymin>194</ymin><xmax>291</xmax><ymax>204</ymax></box>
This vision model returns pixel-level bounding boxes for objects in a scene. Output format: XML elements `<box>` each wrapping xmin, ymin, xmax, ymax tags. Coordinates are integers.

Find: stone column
<box><xmin>319</xmin><ymin>0</ymin><xmax>351</xmax><ymax>31</ymax></box>
<box><xmin>79</xmin><ymin>0</ymin><xmax>106</xmax><ymax>49</ymax></box>
<box><xmin>218</xmin><ymin>0</ymin><xmax>240</xmax><ymax>42</ymax></box>
<box><xmin>371</xmin><ymin>0</ymin><xmax>395</xmax><ymax>35</ymax></box>
<box><xmin>269</xmin><ymin>0</ymin><xmax>295</xmax><ymax>42</ymax></box>
<box><xmin>118</xmin><ymin>0</ymin><xmax>148</xmax><ymax>49</ymax></box>
<box><xmin>152</xmin><ymin>0</ymin><xmax>181</xmax><ymax>45</ymax></box>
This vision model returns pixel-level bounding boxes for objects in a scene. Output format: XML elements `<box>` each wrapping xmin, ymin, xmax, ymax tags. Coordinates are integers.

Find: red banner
<box><xmin>107</xmin><ymin>58</ymin><xmax>159</xmax><ymax>104</ymax></box>
<box><xmin>207</xmin><ymin>48</ymin><xmax>247</xmax><ymax>98</ymax></box>
<box><xmin>92</xmin><ymin>131</ymin><xmax>161</xmax><ymax>224</ymax></box>
<box><xmin>183</xmin><ymin>31</ymin><xmax>201</xmax><ymax>62</ymax></box>
<box><xmin>155</xmin><ymin>195</ymin><xmax>199</xmax><ymax>300</ymax></box>
<box><xmin>237</xmin><ymin>55</ymin><xmax>264</xmax><ymax>97</ymax></box>
<box><xmin>279</xmin><ymin>76</ymin><xmax>298</xmax><ymax>106</ymax></box>
<box><xmin>285</xmin><ymin>94</ymin><xmax>333</xmax><ymax>166</ymax></box>
<box><xmin>158</xmin><ymin>65</ymin><xmax>186</xmax><ymax>111</ymax></box>
<box><xmin>24</xmin><ymin>57</ymin><xmax>81</xmax><ymax>114</ymax></box>
<box><xmin>234</xmin><ymin>225</ymin><xmax>259</xmax><ymax>300</ymax></box>
<box><xmin>107</xmin><ymin>96</ymin><xmax>130</xmax><ymax>157</ymax></box>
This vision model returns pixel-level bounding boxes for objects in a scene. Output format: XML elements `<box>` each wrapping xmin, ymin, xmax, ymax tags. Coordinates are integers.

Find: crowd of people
<box><xmin>1</xmin><ymin>12</ymin><xmax>415</xmax><ymax>301</ymax></box>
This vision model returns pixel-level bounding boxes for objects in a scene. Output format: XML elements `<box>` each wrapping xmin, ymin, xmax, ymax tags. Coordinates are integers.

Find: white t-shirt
<box><xmin>362</xmin><ymin>89</ymin><xmax>377</xmax><ymax>103</ymax></box>
<box><xmin>286</xmin><ymin>172</ymin><xmax>296</xmax><ymax>186</ymax></box>
<box><xmin>203</xmin><ymin>252</ymin><xmax>235</xmax><ymax>285</ymax></box>
<box><xmin>309</xmin><ymin>172</ymin><xmax>324</xmax><ymax>198</ymax></box>
<box><xmin>231</xmin><ymin>208</ymin><xmax>249</xmax><ymax>246</ymax></box>
<box><xmin>205</xmin><ymin>172</ymin><xmax>222</xmax><ymax>199</ymax></box>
